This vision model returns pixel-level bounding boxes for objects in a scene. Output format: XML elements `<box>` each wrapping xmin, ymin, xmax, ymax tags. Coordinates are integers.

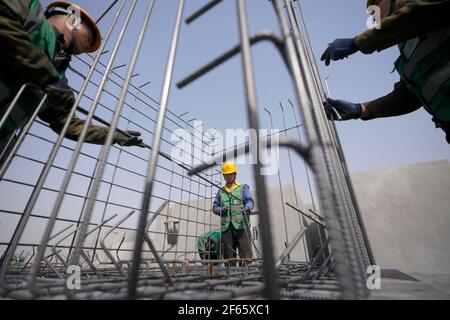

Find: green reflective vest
<box><xmin>394</xmin><ymin>25</ymin><xmax>450</xmax><ymax>122</ymax></box>
<box><xmin>219</xmin><ymin>185</ymin><xmax>250</xmax><ymax>232</ymax></box>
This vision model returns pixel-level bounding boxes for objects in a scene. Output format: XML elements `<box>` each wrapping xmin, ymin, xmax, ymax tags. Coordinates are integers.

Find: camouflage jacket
<box><xmin>355</xmin><ymin>0</ymin><xmax>450</xmax><ymax>119</ymax></box>
<box><xmin>0</xmin><ymin>0</ymin><xmax>109</xmax><ymax>151</ymax></box>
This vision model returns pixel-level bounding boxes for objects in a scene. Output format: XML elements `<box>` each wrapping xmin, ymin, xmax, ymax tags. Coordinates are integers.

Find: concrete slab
<box><xmin>370</xmin><ymin>269</ymin><xmax>450</xmax><ymax>300</ymax></box>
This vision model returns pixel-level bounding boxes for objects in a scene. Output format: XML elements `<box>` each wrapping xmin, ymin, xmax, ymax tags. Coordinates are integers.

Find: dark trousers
<box><xmin>221</xmin><ymin>226</ymin><xmax>252</xmax><ymax>260</ymax></box>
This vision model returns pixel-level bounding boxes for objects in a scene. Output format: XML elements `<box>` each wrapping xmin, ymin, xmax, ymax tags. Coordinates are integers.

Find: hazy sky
<box><xmin>49</xmin><ymin>0</ymin><xmax>450</xmax><ymax>171</ymax></box>
<box><xmin>32</xmin><ymin>0</ymin><xmax>450</xmax><ymax>209</ymax></box>
<box><xmin>2</xmin><ymin>1</ymin><xmax>449</xmax><ymax>246</ymax></box>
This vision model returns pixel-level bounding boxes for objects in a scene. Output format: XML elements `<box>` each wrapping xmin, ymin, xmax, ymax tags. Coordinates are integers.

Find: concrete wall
<box><xmin>351</xmin><ymin>160</ymin><xmax>450</xmax><ymax>275</ymax></box>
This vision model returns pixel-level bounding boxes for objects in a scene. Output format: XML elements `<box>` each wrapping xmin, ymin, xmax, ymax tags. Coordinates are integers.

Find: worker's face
<box><xmin>223</xmin><ymin>173</ymin><xmax>236</xmax><ymax>184</ymax></box>
<box><xmin>69</xmin><ymin>24</ymin><xmax>93</xmax><ymax>55</ymax></box>
<box><xmin>371</xmin><ymin>0</ymin><xmax>406</xmax><ymax>20</ymax></box>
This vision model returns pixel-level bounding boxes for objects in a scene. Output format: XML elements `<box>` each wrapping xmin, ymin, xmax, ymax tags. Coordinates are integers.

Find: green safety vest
<box><xmin>394</xmin><ymin>25</ymin><xmax>450</xmax><ymax>122</ymax></box>
<box><xmin>196</xmin><ymin>230</ymin><xmax>221</xmax><ymax>259</ymax></box>
<box><xmin>219</xmin><ymin>185</ymin><xmax>250</xmax><ymax>232</ymax></box>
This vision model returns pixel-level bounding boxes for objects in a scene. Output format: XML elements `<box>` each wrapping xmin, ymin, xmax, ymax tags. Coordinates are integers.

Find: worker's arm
<box><xmin>213</xmin><ymin>191</ymin><xmax>228</xmax><ymax>216</ymax></box>
<box><xmin>242</xmin><ymin>185</ymin><xmax>254</xmax><ymax>213</ymax></box>
<box><xmin>356</xmin><ymin>0</ymin><xmax>450</xmax><ymax>54</ymax></box>
<box><xmin>362</xmin><ymin>81</ymin><xmax>423</xmax><ymax>120</ymax></box>
<box><xmin>39</xmin><ymin>108</ymin><xmax>146</xmax><ymax>146</ymax></box>
<box><xmin>39</xmin><ymin>108</ymin><xmax>110</xmax><ymax>145</ymax></box>
<box><xmin>0</xmin><ymin>3</ymin><xmax>60</xmax><ymax>86</ymax></box>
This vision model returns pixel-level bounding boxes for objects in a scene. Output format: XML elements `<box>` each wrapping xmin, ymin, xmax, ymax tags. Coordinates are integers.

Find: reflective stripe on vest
<box><xmin>395</xmin><ymin>25</ymin><xmax>450</xmax><ymax>121</ymax></box>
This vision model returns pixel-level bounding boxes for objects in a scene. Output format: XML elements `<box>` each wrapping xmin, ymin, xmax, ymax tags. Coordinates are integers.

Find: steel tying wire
<box><xmin>279</xmin><ymin>102</ymin><xmax>310</xmax><ymax>261</ymax></box>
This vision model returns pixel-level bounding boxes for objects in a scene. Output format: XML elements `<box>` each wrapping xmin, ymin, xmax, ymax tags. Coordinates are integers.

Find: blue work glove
<box><xmin>244</xmin><ymin>205</ymin><xmax>252</xmax><ymax>215</ymax></box>
<box><xmin>113</xmin><ymin>130</ymin><xmax>145</xmax><ymax>147</ymax></box>
<box><xmin>323</xmin><ymin>98</ymin><xmax>362</xmax><ymax>121</ymax></box>
<box><xmin>44</xmin><ymin>79</ymin><xmax>76</xmax><ymax>107</ymax></box>
<box><xmin>321</xmin><ymin>37</ymin><xmax>359</xmax><ymax>66</ymax></box>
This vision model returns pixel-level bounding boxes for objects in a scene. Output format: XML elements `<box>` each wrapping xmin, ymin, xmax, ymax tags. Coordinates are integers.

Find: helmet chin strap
<box><xmin>67</xmin><ymin>25</ymin><xmax>78</xmax><ymax>56</ymax></box>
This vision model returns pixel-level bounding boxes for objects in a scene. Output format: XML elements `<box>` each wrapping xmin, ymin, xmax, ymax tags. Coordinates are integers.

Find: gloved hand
<box><xmin>321</xmin><ymin>37</ymin><xmax>359</xmax><ymax>66</ymax></box>
<box><xmin>244</xmin><ymin>205</ymin><xmax>252</xmax><ymax>214</ymax></box>
<box><xmin>323</xmin><ymin>98</ymin><xmax>362</xmax><ymax>121</ymax></box>
<box><xmin>44</xmin><ymin>80</ymin><xmax>76</xmax><ymax>107</ymax></box>
<box><xmin>113</xmin><ymin>130</ymin><xmax>145</xmax><ymax>147</ymax></box>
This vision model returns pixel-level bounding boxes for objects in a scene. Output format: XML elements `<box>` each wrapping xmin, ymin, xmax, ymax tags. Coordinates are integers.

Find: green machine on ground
<box><xmin>196</xmin><ymin>230</ymin><xmax>222</xmax><ymax>260</ymax></box>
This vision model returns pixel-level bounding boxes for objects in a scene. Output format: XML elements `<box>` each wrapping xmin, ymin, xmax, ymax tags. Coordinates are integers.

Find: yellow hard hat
<box><xmin>46</xmin><ymin>1</ymin><xmax>101</xmax><ymax>52</ymax></box>
<box><xmin>221</xmin><ymin>162</ymin><xmax>237</xmax><ymax>175</ymax></box>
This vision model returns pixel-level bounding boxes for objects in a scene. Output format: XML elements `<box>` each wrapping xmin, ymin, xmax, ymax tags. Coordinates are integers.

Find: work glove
<box><xmin>321</xmin><ymin>37</ymin><xmax>359</xmax><ymax>66</ymax></box>
<box><xmin>323</xmin><ymin>98</ymin><xmax>362</xmax><ymax>121</ymax></box>
<box><xmin>244</xmin><ymin>205</ymin><xmax>252</xmax><ymax>215</ymax></box>
<box><xmin>433</xmin><ymin>118</ymin><xmax>450</xmax><ymax>144</ymax></box>
<box><xmin>44</xmin><ymin>80</ymin><xmax>76</xmax><ymax>107</ymax></box>
<box><xmin>113</xmin><ymin>130</ymin><xmax>145</xmax><ymax>147</ymax></box>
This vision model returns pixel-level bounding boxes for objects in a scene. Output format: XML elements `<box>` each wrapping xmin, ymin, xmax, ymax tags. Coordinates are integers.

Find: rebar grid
<box><xmin>0</xmin><ymin>0</ymin><xmax>373</xmax><ymax>300</ymax></box>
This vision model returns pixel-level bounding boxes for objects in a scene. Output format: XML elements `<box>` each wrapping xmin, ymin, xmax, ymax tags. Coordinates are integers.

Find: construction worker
<box><xmin>212</xmin><ymin>162</ymin><xmax>254</xmax><ymax>262</ymax></box>
<box><xmin>196</xmin><ymin>230</ymin><xmax>222</xmax><ymax>260</ymax></box>
<box><xmin>320</xmin><ymin>0</ymin><xmax>450</xmax><ymax>143</ymax></box>
<box><xmin>0</xmin><ymin>1</ymin><xmax>143</xmax><ymax>158</ymax></box>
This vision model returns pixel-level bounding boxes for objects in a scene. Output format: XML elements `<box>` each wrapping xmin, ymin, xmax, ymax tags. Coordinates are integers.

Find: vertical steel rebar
<box><xmin>283</xmin><ymin>0</ymin><xmax>369</xmax><ymax>296</ymax></box>
<box><xmin>6</xmin><ymin>1</ymin><xmax>127</xmax><ymax>295</ymax></box>
<box><xmin>272</xmin><ymin>0</ymin><xmax>360</xmax><ymax>299</ymax></box>
<box><xmin>279</xmin><ymin>102</ymin><xmax>310</xmax><ymax>261</ymax></box>
<box><xmin>68</xmin><ymin>0</ymin><xmax>154</xmax><ymax>272</ymax></box>
<box><xmin>263</xmin><ymin>108</ymin><xmax>289</xmax><ymax>247</ymax></box>
<box><xmin>26</xmin><ymin>0</ymin><xmax>132</xmax><ymax>293</ymax></box>
<box><xmin>236</xmin><ymin>0</ymin><xmax>279</xmax><ymax>299</ymax></box>
<box><xmin>290</xmin><ymin>0</ymin><xmax>374</xmax><ymax>267</ymax></box>
<box><xmin>128</xmin><ymin>0</ymin><xmax>185</xmax><ymax>299</ymax></box>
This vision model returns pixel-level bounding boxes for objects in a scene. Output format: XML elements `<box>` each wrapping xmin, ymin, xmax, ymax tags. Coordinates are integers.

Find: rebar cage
<box><xmin>0</xmin><ymin>0</ymin><xmax>374</xmax><ymax>300</ymax></box>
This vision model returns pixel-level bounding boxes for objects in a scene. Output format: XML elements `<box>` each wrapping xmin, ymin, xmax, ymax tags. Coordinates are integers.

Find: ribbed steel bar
<box><xmin>272</xmin><ymin>0</ymin><xmax>364</xmax><ymax>299</ymax></box>
<box><xmin>236</xmin><ymin>0</ymin><xmax>279</xmax><ymax>299</ymax></box>
<box><xmin>10</xmin><ymin>0</ymin><xmax>127</xmax><ymax>295</ymax></box>
<box><xmin>128</xmin><ymin>0</ymin><xmax>184</xmax><ymax>300</ymax></box>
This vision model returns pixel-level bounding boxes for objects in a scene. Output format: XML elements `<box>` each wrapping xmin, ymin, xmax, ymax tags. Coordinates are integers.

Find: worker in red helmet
<box><xmin>0</xmin><ymin>1</ymin><xmax>143</xmax><ymax>161</ymax></box>
<box><xmin>321</xmin><ymin>0</ymin><xmax>450</xmax><ymax>143</ymax></box>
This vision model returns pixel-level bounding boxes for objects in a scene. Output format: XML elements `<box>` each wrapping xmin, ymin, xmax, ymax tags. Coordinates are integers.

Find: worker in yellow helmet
<box><xmin>212</xmin><ymin>162</ymin><xmax>255</xmax><ymax>261</ymax></box>
<box><xmin>0</xmin><ymin>1</ymin><xmax>143</xmax><ymax>162</ymax></box>
<box><xmin>321</xmin><ymin>0</ymin><xmax>450</xmax><ymax>143</ymax></box>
